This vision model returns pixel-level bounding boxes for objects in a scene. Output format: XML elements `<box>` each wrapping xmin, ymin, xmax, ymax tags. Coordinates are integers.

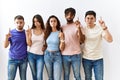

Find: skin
<box><xmin>65</xmin><ymin>12</ymin><xmax>85</xmax><ymax>43</ymax></box>
<box><xmin>85</xmin><ymin>15</ymin><xmax>113</xmax><ymax>42</ymax></box>
<box><xmin>49</xmin><ymin>17</ymin><xmax>65</xmax><ymax>51</ymax></box>
<box><xmin>4</xmin><ymin>19</ymin><xmax>25</xmax><ymax>48</ymax></box>
<box><xmin>26</xmin><ymin>17</ymin><xmax>43</xmax><ymax>47</ymax></box>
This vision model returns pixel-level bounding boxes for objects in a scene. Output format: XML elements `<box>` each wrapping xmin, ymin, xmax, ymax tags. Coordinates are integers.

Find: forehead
<box><xmin>50</xmin><ymin>17</ymin><xmax>57</xmax><ymax>21</ymax></box>
<box><xmin>65</xmin><ymin>12</ymin><xmax>73</xmax><ymax>15</ymax></box>
<box><xmin>86</xmin><ymin>15</ymin><xmax>95</xmax><ymax>18</ymax></box>
<box><xmin>14</xmin><ymin>19</ymin><xmax>24</xmax><ymax>22</ymax></box>
<box><xmin>34</xmin><ymin>18</ymin><xmax>38</xmax><ymax>21</ymax></box>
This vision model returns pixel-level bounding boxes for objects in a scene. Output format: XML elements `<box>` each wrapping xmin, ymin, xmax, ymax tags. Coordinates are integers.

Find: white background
<box><xmin>0</xmin><ymin>0</ymin><xmax>120</xmax><ymax>80</ymax></box>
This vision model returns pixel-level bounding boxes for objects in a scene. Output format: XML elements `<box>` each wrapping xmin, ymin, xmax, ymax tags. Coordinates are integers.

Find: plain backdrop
<box><xmin>0</xmin><ymin>0</ymin><xmax>119</xmax><ymax>80</ymax></box>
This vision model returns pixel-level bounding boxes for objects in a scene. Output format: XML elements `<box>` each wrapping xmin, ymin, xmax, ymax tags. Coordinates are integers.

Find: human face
<box><xmin>65</xmin><ymin>12</ymin><xmax>74</xmax><ymax>23</ymax></box>
<box><xmin>85</xmin><ymin>15</ymin><xmax>96</xmax><ymax>27</ymax></box>
<box><xmin>49</xmin><ymin>17</ymin><xmax>57</xmax><ymax>28</ymax></box>
<box><xmin>14</xmin><ymin>19</ymin><xmax>25</xmax><ymax>30</ymax></box>
<box><xmin>34</xmin><ymin>18</ymin><xmax>41</xmax><ymax>28</ymax></box>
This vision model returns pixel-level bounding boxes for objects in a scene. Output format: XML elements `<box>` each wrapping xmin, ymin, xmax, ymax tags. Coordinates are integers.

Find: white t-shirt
<box><xmin>83</xmin><ymin>25</ymin><xmax>105</xmax><ymax>60</ymax></box>
<box><xmin>29</xmin><ymin>29</ymin><xmax>44</xmax><ymax>55</ymax></box>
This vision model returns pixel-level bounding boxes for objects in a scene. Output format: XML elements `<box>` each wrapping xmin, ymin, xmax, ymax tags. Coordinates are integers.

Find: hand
<box><xmin>75</xmin><ymin>17</ymin><xmax>81</xmax><ymax>28</ymax></box>
<box><xmin>99</xmin><ymin>17</ymin><xmax>107</xmax><ymax>29</ymax></box>
<box><xmin>59</xmin><ymin>32</ymin><xmax>64</xmax><ymax>40</ymax></box>
<box><xmin>26</xmin><ymin>25</ymin><xmax>31</xmax><ymax>36</ymax></box>
<box><xmin>6</xmin><ymin>28</ymin><xmax>11</xmax><ymax>39</ymax></box>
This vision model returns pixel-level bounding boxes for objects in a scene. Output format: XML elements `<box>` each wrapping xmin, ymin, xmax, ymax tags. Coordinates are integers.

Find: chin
<box><xmin>18</xmin><ymin>27</ymin><xmax>23</xmax><ymax>30</ymax></box>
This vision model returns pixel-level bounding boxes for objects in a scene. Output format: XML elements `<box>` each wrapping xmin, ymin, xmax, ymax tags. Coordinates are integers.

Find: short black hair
<box><xmin>85</xmin><ymin>10</ymin><xmax>96</xmax><ymax>18</ymax></box>
<box><xmin>14</xmin><ymin>15</ymin><xmax>24</xmax><ymax>21</ymax></box>
<box><xmin>64</xmin><ymin>7</ymin><xmax>76</xmax><ymax>16</ymax></box>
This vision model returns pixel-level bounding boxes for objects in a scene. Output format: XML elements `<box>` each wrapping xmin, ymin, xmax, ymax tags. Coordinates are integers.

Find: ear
<box><xmin>23</xmin><ymin>22</ymin><xmax>25</xmax><ymax>25</ymax></box>
<box><xmin>95</xmin><ymin>18</ymin><xmax>96</xmax><ymax>22</ymax></box>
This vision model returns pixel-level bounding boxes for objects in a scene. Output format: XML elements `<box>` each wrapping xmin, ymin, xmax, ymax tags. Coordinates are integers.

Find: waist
<box><xmin>46</xmin><ymin>47</ymin><xmax>60</xmax><ymax>52</ymax></box>
<box><xmin>47</xmin><ymin>50</ymin><xmax>60</xmax><ymax>53</ymax></box>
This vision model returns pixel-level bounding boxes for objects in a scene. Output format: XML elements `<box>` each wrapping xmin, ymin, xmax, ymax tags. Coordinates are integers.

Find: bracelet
<box><xmin>103</xmin><ymin>27</ymin><xmax>108</xmax><ymax>30</ymax></box>
<box><xmin>60</xmin><ymin>39</ymin><xmax>65</xmax><ymax>42</ymax></box>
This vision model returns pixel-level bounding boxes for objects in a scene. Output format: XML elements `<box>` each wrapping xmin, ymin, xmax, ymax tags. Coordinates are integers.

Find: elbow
<box><xmin>107</xmin><ymin>37</ymin><xmax>113</xmax><ymax>43</ymax></box>
<box><xmin>4</xmin><ymin>45</ymin><xmax>8</xmax><ymax>48</ymax></box>
<box><xmin>27</xmin><ymin>44</ymin><xmax>32</xmax><ymax>47</ymax></box>
<box><xmin>108</xmin><ymin>39</ymin><xmax>113</xmax><ymax>43</ymax></box>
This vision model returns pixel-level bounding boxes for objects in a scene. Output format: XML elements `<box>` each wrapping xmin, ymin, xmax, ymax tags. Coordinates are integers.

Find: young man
<box><xmin>61</xmin><ymin>7</ymin><xmax>85</xmax><ymax>80</ymax></box>
<box><xmin>82</xmin><ymin>10</ymin><xmax>113</xmax><ymax>80</ymax></box>
<box><xmin>4</xmin><ymin>15</ymin><xmax>28</xmax><ymax>80</ymax></box>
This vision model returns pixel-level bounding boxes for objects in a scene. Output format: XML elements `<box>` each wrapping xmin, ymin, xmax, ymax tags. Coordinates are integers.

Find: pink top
<box><xmin>61</xmin><ymin>23</ymin><xmax>81</xmax><ymax>55</ymax></box>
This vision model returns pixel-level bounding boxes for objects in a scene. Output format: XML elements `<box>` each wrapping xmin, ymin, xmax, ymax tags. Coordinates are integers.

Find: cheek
<box><xmin>20</xmin><ymin>23</ymin><xmax>24</xmax><ymax>27</ymax></box>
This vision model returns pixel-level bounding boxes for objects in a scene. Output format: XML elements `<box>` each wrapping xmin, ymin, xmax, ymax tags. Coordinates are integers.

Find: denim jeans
<box><xmin>28</xmin><ymin>52</ymin><xmax>44</xmax><ymax>80</ymax></box>
<box><xmin>8</xmin><ymin>57</ymin><xmax>28</xmax><ymax>80</ymax></box>
<box><xmin>62</xmin><ymin>54</ymin><xmax>81</xmax><ymax>80</ymax></box>
<box><xmin>82</xmin><ymin>58</ymin><xmax>103</xmax><ymax>80</ymax></box>
<box><xmin>44</xmin><ymin>50</ymin><xmax>62</xmax><ymax>80</ymax></box>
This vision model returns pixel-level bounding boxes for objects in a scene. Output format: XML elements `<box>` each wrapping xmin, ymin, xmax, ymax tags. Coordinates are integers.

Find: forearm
<box><xmin>4</xmin><ymin>38</ymin><xmax>9</xmax><ymax>48</ymax></box>
<box><xmin>77</xmin><ymin>26</ymin><xmax>85</xmax><ymax>43</ymax></box>
<box><xmin>59</xmin><ymin>40</ymin><xmax>65</xmax><ymax>51</ymax></box>
<box><xmin>26</xmin><ymin>36</ymin><xmax>32</xmax><ymax>46</ymax></box>
<box><xmin>103</xmin><ymin>29</ymin><xmax>113</xmax><ymax>43</ymax></box>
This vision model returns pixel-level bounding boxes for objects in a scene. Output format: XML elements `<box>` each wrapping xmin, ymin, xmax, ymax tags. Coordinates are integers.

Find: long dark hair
<box><xmin>31</xmin><ymin>14</ymin><xmax>45</xmax><ymax>30</ymax></box>
<box><xmin>44</xmin><ymin>15</ymin><xmax>61</xmax><ymax>41</ymax></box>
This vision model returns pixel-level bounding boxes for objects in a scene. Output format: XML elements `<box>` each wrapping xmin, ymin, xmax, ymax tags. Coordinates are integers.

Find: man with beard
<box><xmin>61</xmin><ymin>7</ymin><xmax>85</xmax><ymax>80</ymax></box>
<box><xmin>4</xmin><ymin>15</ymin><xmax>27</xmax><ymax>80</ymax></box>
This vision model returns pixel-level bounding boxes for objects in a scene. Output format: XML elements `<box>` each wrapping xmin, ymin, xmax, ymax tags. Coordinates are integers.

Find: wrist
<box><xmin>60</xmin><ymin>39</ymin><xmax>65</xmax><ymax>42</ymax></box>
<box><xmin>103</xmin><ymin>27</ymin><xmax>108</xmax><ymax>30</ymax></box>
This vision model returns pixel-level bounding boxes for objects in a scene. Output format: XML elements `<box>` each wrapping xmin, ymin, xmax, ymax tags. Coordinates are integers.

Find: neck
<box><xmin>16</xmin><ymin>28</ymin><xmax>23</xmax><ymax>31</ymax></box>
<box><xmin>35</xmin><ymin>27</ymin><xmax>42</xmax><ymax>31</ymax></box>
<box><xmin>87</xmin><ymin>24</ymin><xmax>96</xmax><ymax>28</ymax></box>
<box><xmin>67</xmin><ymin>20</ymin><xmax>74</xmax><ymax>24</ymax></box>
<box><xmin>52</xmin><ymin>27</ymin><xmax>57</xmax><ymax>32</ymax></box>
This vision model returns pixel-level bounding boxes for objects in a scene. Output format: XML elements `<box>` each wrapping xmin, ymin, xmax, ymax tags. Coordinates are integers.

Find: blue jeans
<box><xmin>82</xmin><ymin>58</ymin><xmax>103</xmax><ymax>80</ymax></box>
<box><xmin>8</xmin><ymin>57</ymin><xmax>28</xmax><ymax>80</ymax></box>
<box><xmin>28</xmin><ymin>52</ymin><xmax>44</xmax><ymax>80</ymax></box>
<box><xmin>62</xmin><ymin>54</ymin><xmax>81</xmax><ymax>80</ymax></box>
<box><xmin>44</xmin><ymin>50</ymin><xmax>62</xmax><ymax>80</ymax></box>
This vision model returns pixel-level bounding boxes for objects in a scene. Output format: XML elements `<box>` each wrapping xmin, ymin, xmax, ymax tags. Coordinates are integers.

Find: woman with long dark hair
<box><xmin>44</xmin><ymin>15</ymin><xmax>65</xmax><ymax>80</ymax></box>
<box><xmin>26</xmin><ymin>14</ymin><xmax>45</xmax><ymax>80</ymax></box>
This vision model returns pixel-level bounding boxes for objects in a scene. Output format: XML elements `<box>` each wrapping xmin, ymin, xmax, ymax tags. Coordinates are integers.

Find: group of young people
<box><xmin>4</xmin><ymin>7</ymin><xmax>113</xmax><ymax>80</ymax></box>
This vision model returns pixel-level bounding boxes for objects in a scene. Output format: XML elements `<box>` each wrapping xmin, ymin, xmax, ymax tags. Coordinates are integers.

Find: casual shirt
<box><xmin>29</xmin><ymin>29</ymin><xmax>44</xmax><ymax>55</ymax></box>
<box><xmin>83</xmin><ymin>25</ymin><xmax>105</xmax><ymax>60</ymax></box>
<box><xmin>46</xmin><ymin>31</ymin><xmax>60</xmax><ymax>51</ymax></box>
<box><xmin>9</xmin><ymin>29</ymin><xmax>27</xmax><ymax>59</ymax></box>
<box><xmin>61</xmin><ymin>23</ymin><xmax>81</xmax><ymax>55</ymax></box>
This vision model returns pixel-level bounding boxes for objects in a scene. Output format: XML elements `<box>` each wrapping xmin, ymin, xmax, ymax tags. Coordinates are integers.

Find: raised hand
<box><xmin>75</xmin><ymin>17</ymin><xmax>81</xmax><ymax>28</ymax></box>
<box><xmin>98</xmin><ymin>17</ymin><xmax>107</xmax><ymax>30</ymax></box>
<box><xmin>59</xmin><ymin>31</ymin><xmax>64</xmax><ymax>40</ymax></box>
<box><xmin>59</xmin><ymin>29</ymin><xmax>65</xmax><ymax>51</ymax></box>
<box><xmin>26</xmin><ymin>25</ymin><xmax>31</xmax><ymax>36</ymax></box>
<box><xmin>6</xmin><ymin>28</ymin><xmax>11</xmax><ymax>39</ymax></box>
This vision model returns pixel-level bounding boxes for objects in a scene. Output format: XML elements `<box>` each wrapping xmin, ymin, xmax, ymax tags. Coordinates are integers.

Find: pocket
<box><xmin>55</xmin><ymin>51</ymin><xmax>61</xmax><ymax>56</ymax></box>
<box><xmin>44</xmin><ymin>50</ymin><xmax>49</xmax><ymax>56</ymax></box>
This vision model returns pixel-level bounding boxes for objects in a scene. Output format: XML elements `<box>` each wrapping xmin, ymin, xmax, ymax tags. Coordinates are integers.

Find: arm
<box><xmin>102</xmin><ymin>27</ymin><xmax>113</xmax><ymax>43</ymax></box>
<box><xmin>77</xmin><ymin>26</ymin><xmax>85</xmax><ymax>44</ymax></box>
<box><xmin>75</xmin><ymin>20</ymin><xmax>85</xmax><ymax>44</ymax></box>
<box><xmin>4</xmin><ymin>35</ymin><xmax>10</xmax><ymax>48</ymax></box>
<box><xmin>59</xmin><ymin>31</ymin><xmax>65</xmax><ymax>51</ymax></box>
<box><xmin>26</xmin><ymin>28</ymin><xmax>32</xmax><ymax>46</ymax></box>
<box><xmin>99</xmin><ymin>17</ymin><xmax>113</xmax><ymax>43</ymax></box>
<box><xmin>4</xmin><ymin>28</ymin><xmax>11</xmax><ymax>48</ymax></box>
<box><xmin>42</xmin><ymin>31</ymin><xmax>47</xmax><ymax>52</ymax></box>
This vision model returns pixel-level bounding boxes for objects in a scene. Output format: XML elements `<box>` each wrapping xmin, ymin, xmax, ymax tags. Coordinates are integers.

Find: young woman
<box><xmin>44</xmin><ymin>15</ymin><xmax>65</xmax><ymax>80</ymax></box>
<box><xmin>26</xmin><ymin>14</ymin><xmax>45</xmax><ymax>80</ymax></box>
